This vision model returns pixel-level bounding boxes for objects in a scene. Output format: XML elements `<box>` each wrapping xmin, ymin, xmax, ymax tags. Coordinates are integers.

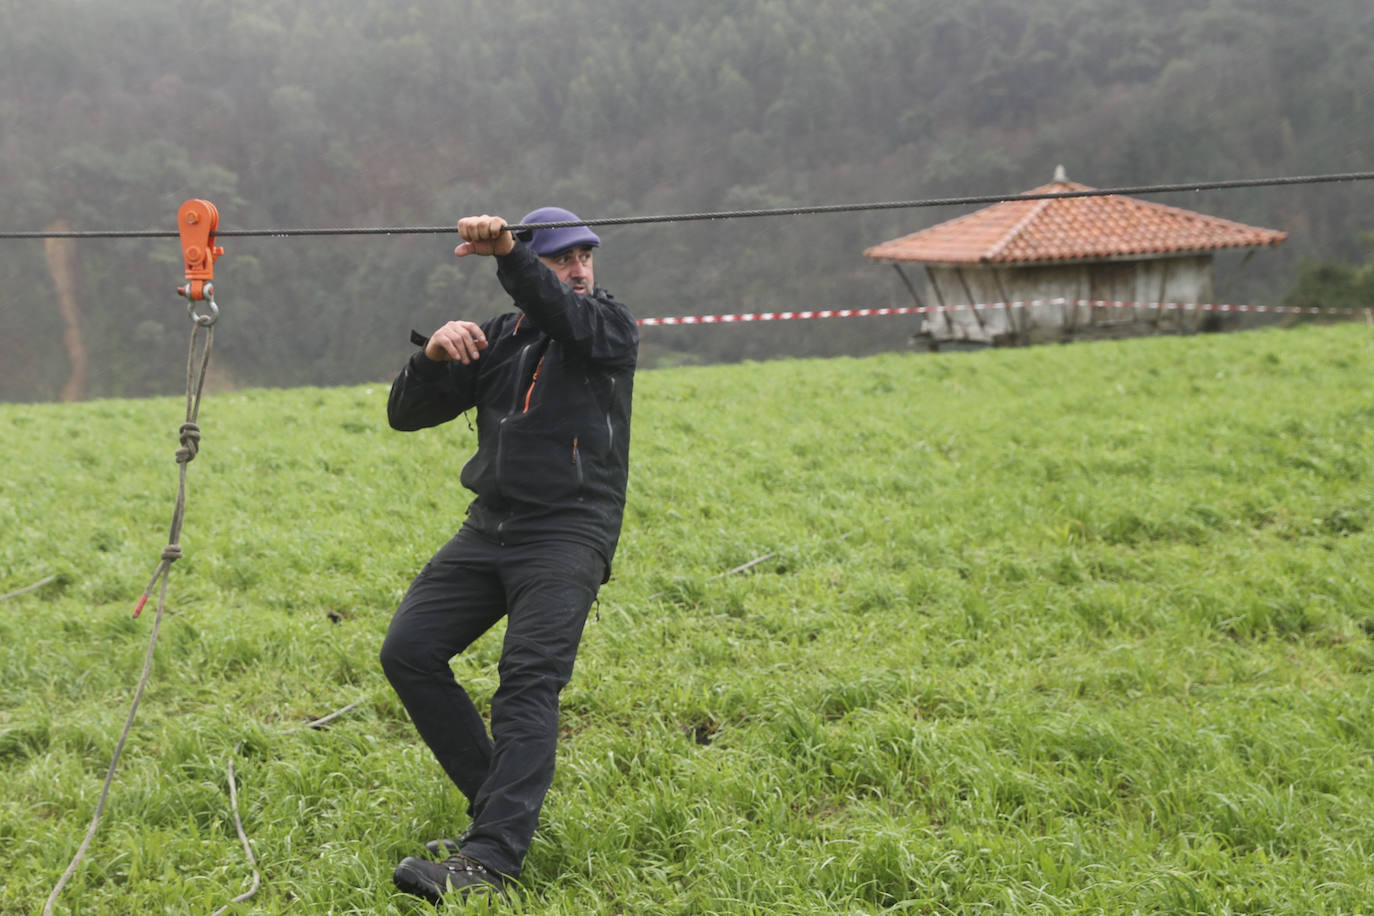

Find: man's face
<box><xmin>541</xmin><ymin>245</ymin><xmax>595</xmax><ymax>294</ymax></box>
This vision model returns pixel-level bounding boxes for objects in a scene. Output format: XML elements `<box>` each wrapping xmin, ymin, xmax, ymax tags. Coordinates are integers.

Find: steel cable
<box><xmin>1</xmin><ymin>171</ymin><xmax>1371</xmax><ymax>240</ymax></box>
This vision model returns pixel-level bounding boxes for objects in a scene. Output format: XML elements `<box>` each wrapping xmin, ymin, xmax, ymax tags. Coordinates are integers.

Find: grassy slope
<box><xmin>2</xmin><ymin>323</ymin><xmax>1373</xmax><ymax>914</ymax></box>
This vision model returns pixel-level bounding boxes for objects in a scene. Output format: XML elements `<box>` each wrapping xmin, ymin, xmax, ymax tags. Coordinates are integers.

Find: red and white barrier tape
<box><xmin>636</xmin><ymin>298</ymin><xmax>1351</xmax><ymax>326</ymax></box>
<box><xmin>639</xmin><ymin>306</ymin><xmax>929</xmax><ymax>326</ymax></box>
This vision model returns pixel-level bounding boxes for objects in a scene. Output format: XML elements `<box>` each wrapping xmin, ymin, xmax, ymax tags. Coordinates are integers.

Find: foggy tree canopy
<box><xmin>1</xmin><ymin>0</ymin><xmax>1371</xmax><ymax>400</ymax></box>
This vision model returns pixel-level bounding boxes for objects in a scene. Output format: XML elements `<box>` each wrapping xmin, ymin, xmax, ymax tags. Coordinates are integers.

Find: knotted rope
<box><xmin>135</xmin><ymin>330</ymin><xmax>213</xmax><ymax>617</ymax></box>
<box><xmin>44</xmin><ymin>310</ymin><xmax>216</xmax><ymax>915</ymax></box>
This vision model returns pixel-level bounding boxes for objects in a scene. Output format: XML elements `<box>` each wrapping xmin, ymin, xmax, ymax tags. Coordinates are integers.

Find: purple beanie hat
<box><xmin>516</xmin><ymin>207</ymin><xmax>601</xmax><ymax>257</ymax></box>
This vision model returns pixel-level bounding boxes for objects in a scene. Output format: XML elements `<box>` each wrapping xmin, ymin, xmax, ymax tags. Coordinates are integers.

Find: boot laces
<box><xmin>442</xmin><ymin>853</ymin><xmax>488</xmax><ymax>875</ymax></box>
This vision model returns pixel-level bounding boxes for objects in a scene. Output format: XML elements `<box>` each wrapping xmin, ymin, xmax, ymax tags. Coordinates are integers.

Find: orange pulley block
<box><xmin>175</xmin><ymin>198</ymin><xmax>224</xmax><ymax>302</ymax></box>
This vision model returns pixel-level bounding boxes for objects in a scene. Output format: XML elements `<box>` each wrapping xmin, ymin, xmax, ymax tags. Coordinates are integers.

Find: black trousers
<box><xmin>379</xmin><ymin>526</ymin><xmax>601</xmax><ymax>877</ymax></box>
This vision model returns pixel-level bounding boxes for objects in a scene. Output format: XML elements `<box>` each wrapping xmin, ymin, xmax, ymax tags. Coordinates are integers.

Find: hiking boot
<box><xmin>393</xmin><ymin>852</ymin><xmax>506</xmax><ymax>903</ymax></box>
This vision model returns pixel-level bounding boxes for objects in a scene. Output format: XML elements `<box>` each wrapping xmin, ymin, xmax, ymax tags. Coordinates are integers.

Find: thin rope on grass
<box><xmin>2</xmin><ymin>170</ymin><xmax>1372</xmax><ymax>240</ymax></box>
<box><xmin>41</xmin><ymin>566</ymin><xmax>173</xmax><ymax>916</ymax></box>
<box><xmin>43</xmin><ymin>316</ymin><xmax>215</xmax><ymax>916</ymax></box>
<box><xmin>200</xmin><ymin>699</ymin><xmax>365</xmax><ymax>912</ymax></box>
<box><xmin>0</xmin><ymin>575</ymin><xmax>56</xmax><ymax>602</ymax></box>
<box><xmin>210</xmin><ymin>742</ymin><xmax>261</xmax><ymax>916</ymax></box>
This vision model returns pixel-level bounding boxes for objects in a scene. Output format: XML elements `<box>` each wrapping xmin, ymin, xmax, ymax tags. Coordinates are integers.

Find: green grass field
<box><xmin>3</xmin><ymin>322</ymin><xmax>1374</xmax><ymax>914</ymax></box>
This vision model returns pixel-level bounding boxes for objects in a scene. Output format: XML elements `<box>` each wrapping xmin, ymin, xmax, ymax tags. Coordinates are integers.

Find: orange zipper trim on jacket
<box><xmin>522</xmin><ymin>355</ymin><xmax>546</xmax><ymax>413</ymax></box>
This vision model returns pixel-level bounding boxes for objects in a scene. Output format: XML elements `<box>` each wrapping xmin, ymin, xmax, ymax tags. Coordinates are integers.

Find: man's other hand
<box><xmin>425</xmin><ymin>320</ymin><xmax>488</xmax><ymax>364</ymax></box>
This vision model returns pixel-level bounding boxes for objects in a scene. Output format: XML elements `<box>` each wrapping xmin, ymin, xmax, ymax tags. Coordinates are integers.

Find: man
<box><xmin>380</xmin><ymin>207</ymin><xmax>638</xmax><ymax>902</ymax></box>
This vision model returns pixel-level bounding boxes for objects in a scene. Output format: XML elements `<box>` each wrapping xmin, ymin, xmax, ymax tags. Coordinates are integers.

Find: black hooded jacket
<box><xmin>387</xmin><ymin>241</ymin><xmax>638</xmax><ymax>579</ymax></box>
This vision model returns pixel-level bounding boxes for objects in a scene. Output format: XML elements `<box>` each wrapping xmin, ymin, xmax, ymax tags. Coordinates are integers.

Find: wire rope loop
<box><xmin>188</xmin><ymin>291</ymin><xmax>220</xmax><ymax>326</ymax></box>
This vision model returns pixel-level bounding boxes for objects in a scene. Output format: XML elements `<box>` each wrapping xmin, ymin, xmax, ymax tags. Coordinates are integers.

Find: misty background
<box><xmin>1</xmin><ymin>0</ymin><xmax>1371</xmax><ymax>402</ymax></box>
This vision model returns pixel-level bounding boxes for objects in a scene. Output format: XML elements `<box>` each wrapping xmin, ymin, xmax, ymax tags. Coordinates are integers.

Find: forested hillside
<box><xmin>2</xmin><ymin>0</ymin><xmax>1371</xmax><ymax>400</ymax></box>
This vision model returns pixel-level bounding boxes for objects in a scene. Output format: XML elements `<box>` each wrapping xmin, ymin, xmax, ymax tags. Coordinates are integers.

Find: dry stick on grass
<box><xmin>643</xmin><ymin>518</ymin><xmax>878</xmax><ymax>602</ymax></box>
<box><xmin>282</xmin><ymin>700</ymin><xmax>364</xmax><ymax>735</ymax></box>
<box><xmin>0</xmin><ymin>575</ymin><xmax>57</xmax><ymax>602</ymax></box>
<box><xmin>646</xmin><ymin>552</ymin><xmax>778</xmax><ymax>601</ymax></box>
<box><xmin>210</xmin><ymin>742</ymin><xmax>261</xmax><ymax>916</ymax></box>
<box><xmin>714</xmin><ymin>553</ymin><xmax>778</xmax><ymax>578</ymax></box>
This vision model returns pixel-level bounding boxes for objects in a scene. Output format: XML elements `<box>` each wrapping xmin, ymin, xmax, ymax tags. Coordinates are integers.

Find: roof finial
<box><xmin>1053</xmin><ymin>163</ymin><xmax>1068</xmax><ymax>183</ymax></box>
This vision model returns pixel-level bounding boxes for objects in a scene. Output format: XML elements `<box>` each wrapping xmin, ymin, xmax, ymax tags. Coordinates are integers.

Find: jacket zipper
<box><xmin>522</xmin><ymin>355</ymin><xmax>546</xmax><ymax>413</ymax></box>
<box><xmin>496</xmin><ymin>343</ymin><xmax>535</xmax><ymax>540</ymax></box>
<box><xmin>605</xmin><ymin>377</ymin><xmax>616</xmax><ymax>449</ymax></box>
<box><xmin>572</xmin><ymin>436</ymin><xmax>584</xmax><ymax>498</ymax></box>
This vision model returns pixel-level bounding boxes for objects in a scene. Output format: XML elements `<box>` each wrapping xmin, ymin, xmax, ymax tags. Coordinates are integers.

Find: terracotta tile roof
<box><xmin>863</xmin><ymin>179</ymin><xmax>1287</xmax><ymax>265</ymax></box>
